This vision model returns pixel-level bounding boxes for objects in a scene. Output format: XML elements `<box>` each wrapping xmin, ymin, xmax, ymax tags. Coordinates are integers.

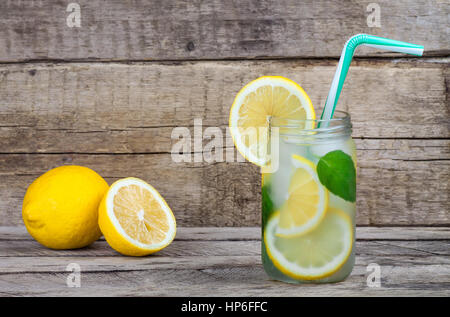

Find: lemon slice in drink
<box><xmin>265</xmin><ymin>207</ymin><xmax>353</xmax><ymax>280</ymax></box>
<box><xmin>229</xmin><ymin>76</ymin><xmax>315</xmax><ymax>166</ymax></box>
<box><xmin>98</xmin><ymin>177</ymin><xmax>176</xmax><ymax>256</ymax></box>
<box><xmin>276</xmin><ymin>155</ymin><xmax>328</xmax><ymax>237</ymax></box>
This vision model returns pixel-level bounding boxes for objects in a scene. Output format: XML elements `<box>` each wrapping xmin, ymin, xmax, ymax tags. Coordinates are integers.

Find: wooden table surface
<box><xmin>1</xmin><ymin>226</ymin><xmax>449</xmax><ymax>296</ymax></box>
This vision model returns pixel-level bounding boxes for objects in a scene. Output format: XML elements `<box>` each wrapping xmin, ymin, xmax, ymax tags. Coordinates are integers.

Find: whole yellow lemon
<box><xmin>22</xmin><ymin>165</ymin><xmax>109</xmax><ymax>249</ymax></box>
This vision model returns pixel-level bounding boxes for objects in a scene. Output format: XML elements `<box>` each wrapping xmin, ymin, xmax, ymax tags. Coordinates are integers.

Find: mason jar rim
<box><xmin>270</xmin><ymin>110</ymin><xmax>352</xmax><ymax>137</ymax></box>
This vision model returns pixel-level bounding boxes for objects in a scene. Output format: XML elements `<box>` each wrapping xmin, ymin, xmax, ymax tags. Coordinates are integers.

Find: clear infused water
<box><xmin>262</xmin><ymin>133</ymin><xmax>356</xmax><ymax>283</ymax></box>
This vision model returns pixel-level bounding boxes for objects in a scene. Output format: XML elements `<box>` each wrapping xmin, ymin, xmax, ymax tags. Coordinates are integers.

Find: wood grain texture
<box><xmin>0</xmin><ymin>60</ymin><xmax>448</xmax><ymax>143</ymax></box>
<box><xmin>0</xmin><ymin>238</ymin><xmax>449</xmax><ymax>259</ymax></box>
<box><xmin>0</xmin><ymin>138</ymin><xmax>449</xmax><ymax>227</ymax></box>
<box><xmin>0</xmin><ymin>154</ymin><xmax>260</xmax><ymax>227</ymax></box>
<box><xmin>0</xmin><ymin>60</ymin><xmax>449</xmax><ymax>226</ymax></box>
<box><xmin>0</xmin><ymin>0</ymin><xmax>448</xmax><ymax>62</ymax></box>
<box><xmin>0</xmin><ymin>3</ymin><xmax>448</xmax><ymax>228</ymax></box>
<box><xmin>0</xmin><ymin>227</ymin><xmax>448</xmax><ymax>296</ymax></box>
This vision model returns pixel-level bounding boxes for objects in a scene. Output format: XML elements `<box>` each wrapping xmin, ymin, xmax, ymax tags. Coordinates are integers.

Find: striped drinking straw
<box><xmin>319</xmin><ymin>34</ymin><xmax>424</xmax><ymax>127</ymax></box>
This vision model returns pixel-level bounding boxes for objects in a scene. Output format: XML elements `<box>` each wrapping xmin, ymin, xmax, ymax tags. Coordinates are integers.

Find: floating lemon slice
<box><xmin>229</xmin><ymin>76</ymin><xmax>315</xmax><ymax>166</ymax></box>
<box><xmin>265</xmin><ymin>207</ymin><xmax>353</xmax><ymax>280</ymax></box>
<box><xmin>276</xmin><ymin>155</ymin><xmax>328</xmax><ymax>237</ymax></box>
<box><xmin>98</xmin><ymin>177</ymin><xmax>176</xmax><ymax>256</ymax></box>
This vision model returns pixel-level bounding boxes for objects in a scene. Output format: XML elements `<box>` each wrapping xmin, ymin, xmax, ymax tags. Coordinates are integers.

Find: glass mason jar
<box><xmin>261</xmin><ymin>110</ymin><xmax>356</xmax><ymax>283</ymax></box>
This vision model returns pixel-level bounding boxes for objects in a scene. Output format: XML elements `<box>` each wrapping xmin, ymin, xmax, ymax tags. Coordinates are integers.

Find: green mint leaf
<box><xmin>261</xmin><ymin>183</ymin><xmax>275</xmax><ymax>228</ymax></box>
<box><xmin>317</xmin><ymin>150</ymin><xmax>356</xmax><ymax>202</ymax></box>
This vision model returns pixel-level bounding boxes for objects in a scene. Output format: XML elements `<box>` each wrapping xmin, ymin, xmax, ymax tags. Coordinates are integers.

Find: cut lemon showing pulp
<box><xmin>98</xmin><ymin>177</ymin><xmax>176</xmax><ymax>256</ymax></box>
<box><xmin>265</xmin><ymin>208</ymin><xmax>353</xmax><ymax>280</ymax></box>
<box><xmin>276</xmin><ymin>155</ymin><xmax>328</xmax><ymax>237</ymax></box>
<box><xmin>229</xmin><ymin>76</ymin><xmax>315</xmax><ymax>166</ymax></box>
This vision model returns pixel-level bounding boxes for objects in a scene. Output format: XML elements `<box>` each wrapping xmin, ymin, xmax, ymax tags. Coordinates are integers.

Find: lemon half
<box><xmin>98</xmin><ymin>177</ymin><xmax>176</xmax><ymax>256</ymax></box>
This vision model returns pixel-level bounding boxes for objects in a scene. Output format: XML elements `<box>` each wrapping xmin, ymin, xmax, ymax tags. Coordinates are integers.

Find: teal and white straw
<box><xmin>319</xmin><ymin>34</ymin><xmax>424</xmax><ymax>125</ymax></box>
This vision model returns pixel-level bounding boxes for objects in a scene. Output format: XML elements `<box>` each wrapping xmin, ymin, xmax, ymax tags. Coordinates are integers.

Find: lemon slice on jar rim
<box><xmin>229</xmin><ymin>76</ymin><xmax>315</xmax><ymax>166</ymax></box>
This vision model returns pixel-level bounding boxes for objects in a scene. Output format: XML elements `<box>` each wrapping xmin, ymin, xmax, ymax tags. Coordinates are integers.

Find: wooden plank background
<box><xmin>0</xmin><ymin>0</ymin><xmax>449</xmax><ymax>61</ymax></box>
<box><xmin>0</xmin><ymin>0</ymin><xmax>449</xmax><ymax>227</ymax></box>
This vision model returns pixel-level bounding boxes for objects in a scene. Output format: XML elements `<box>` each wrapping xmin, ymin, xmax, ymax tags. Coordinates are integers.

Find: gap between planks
<box><xmin>0</xmin><ymin>55</ymin><xmax>448</xmax><ymax>66</ymax></box>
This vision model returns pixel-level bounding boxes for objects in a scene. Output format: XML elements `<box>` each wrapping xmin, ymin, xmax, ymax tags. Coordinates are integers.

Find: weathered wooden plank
<box><xmin>0</xmin><ymin>61</ymin><xmax>448</xmax><ymax>227</ymax></box>
<box><xmin>0</xmin><ymin>0</ymin><xmax>448</xmax><ymax>62</ymax></box>
<box><xmin>356</xmin><ymin>140</ymin><xmax>450</xmax><ymax>226</ymax></box>
<box><xmin>0</xmin><ymin>240</ymin><xmax>259</xmax><ymax>258</ymax></box>
<box><xmin>0</xmin><ymin>227</ymin><xmax>448</xmax><ymax>296</ymax></box>
<box><xmin>0</xmin><ymin>154</ymin><xmax>260</xmax><ymax>227</ymax></box>
<box><xmin>0</xmin><ymin>61</ymin><xmax>448</xmax><ymax>143</ymax></box>
<box><xmin>0</xmin><ymin>258</ymin><xmax>448</xmax><ymax>296</ymax></box>
<box><xmin>2</xmin><ymin>226</ymin><xmax>449</xmax><ymax>241</ymax></box>
<box><xmin>0</xmin><ymin>255</ymin><xmax>260</xmax><ymax>273</ymax></box>
<box><xmin>357</xmin><ymin>226</ymin><xmax>450</xmax><ymax>241</ymax></box>
<box><xmin>1</xmin><ymin>126</ymin><xmax>450</xmax><ymax>156</ymax></box>
<box><xmin>0</xmin><ymin>239</ymin><xmax>448</xmax><ymax>258</ymax></box>
<box><xmin>0</xmin><ymin>252</ymin><xmax>449</xmax><ymax>274</ymax></box>
<box><xmin>0</xmin><ymin>141</ymin><xmax>448</xmax><ymax>226</ymax></box>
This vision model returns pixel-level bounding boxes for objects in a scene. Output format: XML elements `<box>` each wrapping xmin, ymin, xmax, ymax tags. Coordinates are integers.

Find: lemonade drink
<box><xmin>230</xmin><ymin>35</ymin><xmax>422</xmax><ymax>282</ymax></box>
<box><xmin>228</xmin><ymin>76</ymin><xmax>357</xmax><ymax>284</ymax></box>
<box><xmin>262</xmin><ymin>111</ymin><xmax>356</xmax><ymax>283</ymax></box>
